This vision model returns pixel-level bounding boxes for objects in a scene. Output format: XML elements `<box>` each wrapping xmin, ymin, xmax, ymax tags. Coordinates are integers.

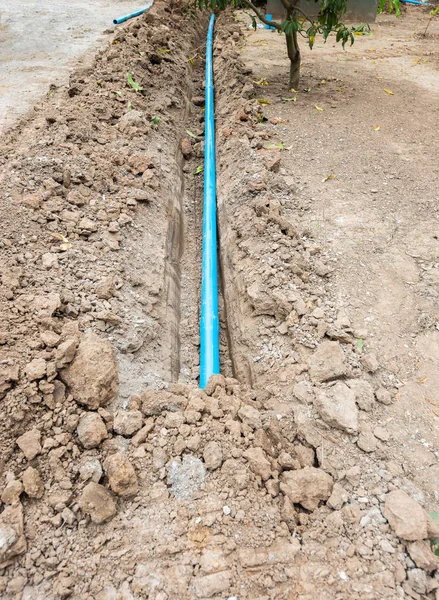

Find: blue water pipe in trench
<box><xmin>199</xmin><ymin>14</ymin><xmax>220</xmax><ymax>389</ymax></box>
<box><xmin>113</xmin><ymin>3</ymin><xmax>152</xmax><ymax>25</ymax></box>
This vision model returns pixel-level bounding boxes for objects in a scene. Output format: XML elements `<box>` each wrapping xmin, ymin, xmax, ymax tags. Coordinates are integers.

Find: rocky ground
<box><xmin>0</xmin><ymin>1</ymin><xmax>438</xmax><ymax>599</ymax></box>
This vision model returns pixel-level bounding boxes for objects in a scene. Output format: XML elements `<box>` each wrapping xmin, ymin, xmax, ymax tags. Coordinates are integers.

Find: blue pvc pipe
<box><xmin>200</xmin><ymin>14</ymin><xmax>220</xmax><ymax>389</ymax></box>
<box><xmin>400</xmin><ymin>0</ymin><xmax>428</xmax><ymax>4</ymax></box>
<box><xmin>113</xmin><ymin>4</ymin><xmax>152</xmax><ymax>25</ymax></box>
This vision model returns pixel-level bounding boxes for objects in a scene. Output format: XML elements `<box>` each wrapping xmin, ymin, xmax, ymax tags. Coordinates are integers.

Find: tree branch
<box><xmin>241</xmin><ymin>0</ymin><xmax>282</xmax><ymax>30</ymax></box>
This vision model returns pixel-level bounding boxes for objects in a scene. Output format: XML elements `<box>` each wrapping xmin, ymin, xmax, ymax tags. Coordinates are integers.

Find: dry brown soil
<box><xmin>0</xmin><ymin>2</ymin><xmax>438</xmax><ymax>599</ymax></box>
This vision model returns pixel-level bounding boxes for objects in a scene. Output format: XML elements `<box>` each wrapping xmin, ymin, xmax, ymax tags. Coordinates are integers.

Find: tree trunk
<box><xmin>286</xmin><ymin>29</ymin><xmax>301</xmax><ymax>90</ymax></box>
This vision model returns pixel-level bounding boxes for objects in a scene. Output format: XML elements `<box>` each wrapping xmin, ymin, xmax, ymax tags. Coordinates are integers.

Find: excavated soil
<box><xmin>0</xmin><ymin>2</ymin><xmax>439</xmax><ymax>599</ymax></box>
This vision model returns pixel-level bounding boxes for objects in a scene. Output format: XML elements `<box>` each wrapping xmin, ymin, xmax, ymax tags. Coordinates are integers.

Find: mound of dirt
<box><xmin>0</xmin><ymin>2</ymin><xmax>438</xmax><ymax>599</ymax></box>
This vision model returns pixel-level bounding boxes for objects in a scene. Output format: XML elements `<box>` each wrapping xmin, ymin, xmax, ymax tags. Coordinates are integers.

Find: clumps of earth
<box><xmin>0</xmin><ymin>1</ymin><xmax>438</xmax><ymax>599</ymax></box>
<box><xmin>1</xmin><ymin>331</ymin><xmax>439</xmax><ymax>598</ymax></box>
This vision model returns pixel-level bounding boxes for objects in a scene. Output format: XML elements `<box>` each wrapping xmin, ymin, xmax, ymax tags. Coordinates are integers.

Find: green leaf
<box><xmin>264</xmin><ymin>142</ymin><xmax>284</xmax><ymax>151</ymax></box>
<box><xmin>151</xmin><ymin>116</ymin><xmax>161</xmax><ymax>125</ymax></box>
<box><xmin>113</xmin><ymin>90</ymin><xmax>123</xmax><ymax>97</ymax></box>
<box><xmin>355</xmin><ymin>338</ymin><xmax>364</xmax><ymax>353</ymax></box>
<box><xmin>186</xmin><ymin>129</ymin><xmax>197</xmax><ymax>138</ymax></box>
<box><xmin>127</xmin><ymin>73</ymin><xmax>143</xmax><ymax>92</ymax></box>
<box><xmin>282</xmin><ymin>97</ymin><xmax>296</xmax><ymax>102</ymax></box>
<box><xmin>258</xmin><ymin>98</ymin><xmax>271</xmax><ymax>105</ymax></box>
<box><xmin>158</xmin><ymin>48</ymin><xmax>171</xmax><ymax>54</ymax></box>
<box><xmin>194</xmin><ymin>165</ymin><xmax>203</xmax><ymax>175</ymax></box>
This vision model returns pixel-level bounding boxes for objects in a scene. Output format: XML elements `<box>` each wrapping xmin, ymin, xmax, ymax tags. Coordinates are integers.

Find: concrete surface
<box><xmin>0</xmin><ymin>0</ymin><xmax>147</xmax><ymax>134</ymax></box>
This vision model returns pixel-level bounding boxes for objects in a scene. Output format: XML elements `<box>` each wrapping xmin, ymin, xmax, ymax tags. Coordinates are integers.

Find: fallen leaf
<box><xmin>281</xmin><ymin>97</ymin><xmax>296</xmax><ymax>102</ymax></box>
<box><xmin>258</xmin><ymin>98</ymin><xmax>271</xmax><ymax>104</ymax></box>
<box><xmin>374</xmin><ymin>125</ymin><xmax>380</xmax><ymax>131</ymax></box>
<box><xmin>186</xmin><ymin>129</ymin><xmax>197</xmax><ymax>139</ymax></box>
<box><xmin>384</xmin><ymin>89</ymin><xmax>394</xmax><ymax>95</ymax></box>
<box><xmin>315</xmin><ymin>105</ymin><xmax>324</xmax><ymax>111</ymax></box>
<box><xmin>322</xmin><ymin>174</ymin><xmax>334</xmax><ymax>182</ymax></box>
<box><xmin>51</xmin><ymin>232</ymin><xmax>69</xmax><ymax>243</ymax></box>
<box><xmin>127</xmin><ymin>73</ymin><xmax>143</xmax><ymax>92</ymax></box>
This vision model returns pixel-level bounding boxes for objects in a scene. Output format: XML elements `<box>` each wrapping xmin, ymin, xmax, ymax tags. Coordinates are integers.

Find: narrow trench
<box><xmin>163</xmin><ymin>27</ymin><xmax>234</xmax><ymax>386</ymax></box>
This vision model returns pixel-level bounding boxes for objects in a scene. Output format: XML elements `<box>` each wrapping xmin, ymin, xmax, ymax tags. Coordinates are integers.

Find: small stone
<box><xmin>1</xmin><ymin>480</ymin><xmax>23</xmax><ymax>505</ymax></box>
<box><xmin>167</xmin><ymin>455</ymin><xmax>205</xmax><ymax>500</ymax></box>
<box><xmin>40</xmin><ymin>330</ymin><xmax>61</xmax><ymax>348</ymax></box>
<box><xmin>55</xmin><ymin>338</ymin><xmax>78</xmax><ymax>369</ymax></box>
<box><xmin>243</xmin><ymin>447</ymin><xmax>272</xmax><ymax>481</ymax></box>
<box><xmin>113</xmin><ymin>410</ymin><xmax>143</xmax><ymax>437</ymax></box>
<box><xmin>374</xmin><ymin>426</ymin><xmax>390</xmax><ymax>441</ymax></box>
<box><xmin>192</xmin><ymin>96</ymin><xmax>205</xmax><ymax>107</ymax></box>
<box><xmin>79</xmin><ymin>482</ymin><xmax>116</xmax><ymax>524</ymax></box>
<box><xmin>42</xmin><ymin>253</ymin><xmax>58</xmax><ymax>269</ymax></box>
<box><xmin>131</xmin><ymin>420</ymin><xmax>154</xmax><ymax>446</ymax></box>
<box><xmin>25</xmin><ymin>358</ymin><xmax>46</xmax><ymax>381</ymax></box>
<box><xmin>78</xmin><ymin>458</ymin><xmax>103</xmax><ymax>483</ymax></box>
<box><xmin>408</xmin><ymin>540</ymin><xmax>439</xmax><ymax>572</ymax></box>
<box><xmin>60</xmin><ymin>332</ymin><xmax>118</xmax><ymax>409</ymax></box>
<box><xmin>407</xmin><ymin>568</ymin><xmax>428</xmax><ymax>595</ymax></box>
<box><xmin>96</xmin><ymin>277</ymin><xmax>116</xmax><ymax>300</ymax></box>
<box><xmin>266</xmin><ymin>156</ymin><xmax>281</xmax><ymax>173</ymax></box>
<box><xmin>77</xmin><ymin>413</ymin><xmax>108</xmax><ymax>449</ymax></box>
<box><xmin>357</xmin><ymin>431</ymin><xmax>377</xmax><ymax>453</ymax></box>
<box><xmin>314</xmin><ymin>382</ymin><xmax>358</xmax><ymax>433</ymax></box>
<box><xmin>308</xmin><ymin>341</ymin><xmax>347</xmax><ymax>382</ymax></box>
<box><xmin>22</xmin><ymin>467</ymin><xmax>44</xmax><ymax>498</ymax></box>
<box><xmin>203</xmin><ymin>441</ymin><xmax>223</xmax><ymax>470</ymax></box>
<box><xmin>223</xmin><ymin>505</ymin><xmax>231</xmax><ymax>516</ymax></box>
<box><xmin>361</xmin><ymin>353</ymin><xmax>379</xmax><ymax>372</ymax></box>
<box><xmin>384</xmin><ymin>490</ymin><xmax>438</xmax><ymax>541</ymax></box>
<box><xmin>181</xmin><ymin>138</ymin><xmax>193</xmax><ymax>159</ymax></box>
<box><xmin>237</xmin><ymin>404</ymin><xmax>262</xmax><ymax>430</ymax></box>
<box><xmin>294</xmin><ymin>444</ymin><xmax>315</xmax><ymax>468</ymax></box>
<box><xmin>346</xmin><ymin>379</ymin><xmax>375</xmax><ymax>411</ymax></box>
<box><xmin>379</xmin><ymin>539</ymin><xmax>395</xmax><ymax>553</ymax></box>
<box><xmin>103</xmin><ymin>453</ymin><xmax>138</xmax><ymax>497</ymax></box>
<box><xmin>327</xmin><ymin>483</ymin><xmax>349</xmax><ymax>510</ymax></box>
<box><xmin>0</xmin><ymin>503</ymin><xmax>26</xmax><ymax>567</ymax></box>
<box><xmin>375</xmin><ymin>387</ymin><xmax>392</xmax><ymax>405</ymax></box>
<box><xmin>280</xmin><ymin>467</ymin><xmax>333</xmax><ymax>510</ymax></box>
<box><xmin>16</xmin><ymin>429</ymin><xmax>42</xmax><ymax>461</ymax></box>
<box><xmin>314</xmin><ymin>259</ymin><xmax>331</xmax><ymax>277</ymax></box>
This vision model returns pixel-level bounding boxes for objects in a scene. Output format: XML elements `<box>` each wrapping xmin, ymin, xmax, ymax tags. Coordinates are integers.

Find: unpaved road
<box><xmin>0</xmin><ymin>0</ymin><xmax>149</xmax><ymax>134</ymax></box>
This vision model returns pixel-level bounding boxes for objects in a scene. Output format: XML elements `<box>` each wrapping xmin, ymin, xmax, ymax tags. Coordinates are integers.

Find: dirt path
<box><xmin>0</xmin><ymin>0</ymin><xmax>148</xmax><ymax>134</ymax></box>
<box><xmin>239</xmin><ymin>8</ymin><xmax>439</xmax><ymax>501</ymax></box>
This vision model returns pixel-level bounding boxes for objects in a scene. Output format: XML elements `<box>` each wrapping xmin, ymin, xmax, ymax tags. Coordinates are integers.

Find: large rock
<box><xmin>308</xmin><ymin>341</ymin><xmax>347</xmax><ymax>382</ymax></box>
<box><xmin>103</xmin><ymin>453</ymin><xmax>138</xmax><ymax>497</ymax></box>
<box><xmin>0</xmin><ymin>503</ymin><xmax>26</xmax><ymax>568</ymax></box>
<box><xmin>280</xmin><ymin>467</ymin><xmax>333</xmax><ymax>510</ymax></box>
<box><xmin>384</xmin><ymin>490</ymin><xmax>439</xmax><ymax>541</ymax></box>
<box><xmin>79</xmin><ymin>482</ymin><xmax>116</xmax><ymax>524</ymax></box>
<box><xmin>77</xmin><ymin>413</ymin><xmax>108</xmax><ymax>449</ymax></box>
<box><xmin>314</xmin><ymin>382</ymin><xmax>358</xmax><ymax>433</ymax></box>
<box><xmin>60</xmin><ymin>332</ymin><xmax>118</xmax><ymax>409</ymax></box>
